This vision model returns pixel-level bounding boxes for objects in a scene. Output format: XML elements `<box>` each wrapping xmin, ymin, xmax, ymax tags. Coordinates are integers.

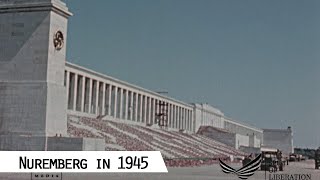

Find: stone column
<box><xmin>68</xmin><ymin>73</ymin><xmax>74</xmax><ymax>109</ymax></box>
<box><xmin>134</xmin><ymin>93</ymin><xmax>138</xmax><ymax>121</ymax></box>
<box><xmin>155</xmin><ymin>99</ymin><xmax>158</xmax><ymax>124</ymax></box>
<box><xmin>147</xmin><ymin>97</ymin><xmax>151</xmax><ymax>124</ymax></box>
<box><xmin>187</xmin><ymin>109</ymin><xmax>189</xmax><ymax>130</ymax></box>
<box><xmin>124</xmin><ymin>89</ymin><xmax>128</xmax><ymax>120</ymax></box>
<box><xmin>174</xmin><ymin>105</ymin><xmax>176</xmax><ymax>129</ymax></box>
<box><xmin>184</xmin><ymin>109</ymin><xmax>187</xmax><ymax>130</ymax></box>
<box><xmin>184</xmin><ymin>108</ymin><xmax>187</xmax><ymax>129</ymax></box>
<box><xmin>119</xmin><ymin>88</ymin><xmax>123</xmax><ymax>119</ymax></box>
<box><xmin>130</xmin><ymin>91</ymin><xmax>133</xmax><ymax>120</ymax></box>
<box><xmin>72</xmin><ymin>74</ymin><xmax>78</xmax><ymax>111</ymax></box>
<box><xmin>171</xmin><ymin>105</ymin><xmax>174</xmax><ymax>128</ymax></box>
<box><xmin>101</xmin><ymin>82</ymin><xmax>106</xmax><ymax>115</ymax></box>
<box><xmin>181</xmin><ymin>108</ymin><xmax>185</xmax><ymax>129</ymax></box>
<box><xmin>139</xmin><ymin>94</ymin><xmax>143</xmax><ymax>122</ymax></box>
<box><xmin>81</xmin><ymin>77</ymin><xmax>85</xmax><ymax>112</ymax></box>
<box><xmin>151</xmin><ymin>98</ymin><xmax>155</xmax><ymax>124</ymax></box>
<box><xmin>113</xmin><ymin>86</ymin><xmax>118</xmax><ymax>118</ymax></box>
<box><xmin>95</xmin><ymin>81</ymin><xmax>99</xmax><ymax>114</ymax></box>
<box><xmin>143</xmin><ymin>96</ymin><xmax>147</xmax><ymax>123</ymax></box>
<box><xmin>174</xmin><ymin>106</ymin><xmax>176</xmax><ymax>128</ymax></box>
<box><xmin>188</xmin><ymin>110</ymin><xmax>191</xmax><ymax>131</ymax></box>
<box><xmin>88</xmin><ymin>78</ymin><xmax>92</xmax><ymax>113</ymax></box>
<box><xmin>107</xmin><ymin>84</ymin><xmax>112</xmax><ymax>116</ymax></box>
<box><xmin>182</xmin><ymin>108</ymin><xmax>185</xmax><ymax>129</ymax></box>
<box><xmin>191</xmin><ymin>111</ymin><xmax>194</xmax><ymax>132</ymax></box>
<box><xmin>169</xmin><ymin>104</ymin><xmax>172</xmax><ymax>128</ymax></box>
<box><xmin>176</xmin><ymin>106</ymin><xmax>179</xmax><ymax>129</ymax></box>
<box><xmin>168</xmin><ymin>104</ymin><xmax>171</xmax><ymax>128</ymax></box>
<box><xmin>178</xmin><ymin>107</ymin><xmax>181</xmax><ymax>129</ymax></box>
<box><xmin>185</xmin><ymin>109</ymin><xmax>188</xmax><ymax>130</ymax></box>
<box><xmin>187</xmin><ymin>110</ymin><xmax>190</xmax><ymax>131</ymax></box>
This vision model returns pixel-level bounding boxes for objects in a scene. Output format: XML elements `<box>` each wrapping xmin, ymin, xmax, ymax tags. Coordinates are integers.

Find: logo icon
<box><xmin>219</xmin><ymin>154</ymin><xmax>262</xmax><ymax>180</ymax></box>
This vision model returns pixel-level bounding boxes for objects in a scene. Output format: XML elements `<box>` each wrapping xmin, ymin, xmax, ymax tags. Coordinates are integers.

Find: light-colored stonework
<box><xmin>0</xmin><ymin>0</ymin><xmax>104</xmax><ymax>150</ymax></box>
<box><xmin>0</xmin><ymin>0</ymin><xmax>70</xmax><ymax>137</ymax></box>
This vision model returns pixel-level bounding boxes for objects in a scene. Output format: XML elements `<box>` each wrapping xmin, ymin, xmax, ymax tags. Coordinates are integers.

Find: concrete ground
<box><xmin>1</xmin><ymin>160</ymin><xmax>319</xmax><ymax>180</ymax></box>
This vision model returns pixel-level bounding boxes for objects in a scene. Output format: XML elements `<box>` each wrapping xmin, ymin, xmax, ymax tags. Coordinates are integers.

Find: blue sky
<box><xmin>65</xmin><ymin>0</ymin><xmax>320</xmax><ymax>148</ymax></box>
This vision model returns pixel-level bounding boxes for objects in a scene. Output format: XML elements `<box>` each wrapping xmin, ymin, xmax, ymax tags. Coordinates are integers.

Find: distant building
<box><xmin>263</xmin><ymin>127</ymin><xmax>294</xmax><ymax>155</ymax></box>
<box><xmin>194</xmin><ymin>103</ymin><xmax>263</xmax><ymax>149</ymax></box>
<box><xmin>193</xmin><ymin>103</ymin><xmax>225</xmax><ymax>130</ymax></box>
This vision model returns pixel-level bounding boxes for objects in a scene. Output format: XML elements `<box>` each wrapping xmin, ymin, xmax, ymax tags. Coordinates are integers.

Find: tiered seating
<box><xmin>107</xmin><ymin>121</ymin><xmax>182</xmax><ymax>158</ymax></box>
<box><xmin>164</xmin><ymin>157</ymin><xmax>225</xmax><ymax>167</ymax></box>
<box><xmin>67</xmin><ymin>115</ymin><xmax>246</xmax><ymax>167</ymax></box>
<box><xmin>68</xmin><ymin>123</ymin><xmax>100</xmax><ymax>138</ymax></box>
<box><xmin>79</xmin><ymin>117</ymin><xmax>153</xmax><ymax>151</ymax></box>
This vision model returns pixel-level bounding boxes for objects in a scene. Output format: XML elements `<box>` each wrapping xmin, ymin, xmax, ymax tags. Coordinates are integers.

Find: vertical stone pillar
<box><xmin>119</xmin><ymin>88</ymin><xmax>123</xmax><ymax>119</ymax></box>
<box><xmin>155</xmin><ymin>99</ymin><xmax>158</xmax><ymax>124</ymax></box>
<box><xmin>178</xmin><ymin>107</ymin><xmax>180</xmax><ymax>129</ymax></box>
<box><xmin>181</xmin><ymin>107</ymin><xmax>183</xmax><ymax>129</ymax></box>
<box><xmin>139</xmin><ymin>94</ymin><xmax>143</xmax><ymax>122</ymax></box>
<box><xmin>183</xmin><ymin>108</ymin><xmax>185</xmax><ymax>129</ymax></box>
<box><xmin>107</xmin><ymin>84</ymin><xmax>112</xmax><ymax>116</ymax></box>
<box><xmin>72</xmin><ymin>74</ymin><xmax>78</xmax><ymax>111</ymax></box>
<box><xmin>113</xmin><ymin>86</ymin><xmax>118</xmax><ymax>118</ymax></box>
<box><xmin>124</xmin><ymin>89</ymin><xmax>128</xmax><ymax>120</ymax></box>
<box><xmin>101</xmin><ymin>82</ymin><xmax>106</xmax><ymax>115</ymax></box>
<box><xmin>174</xmin><ymin>106</ymin><xmax>176</xmax><ymax>129</ymax></box>
<box><xmin>88</xmin><ymin>78</ymin><xmax>92</xmax><ymax>113</ymax></box>
<box><xmin>173</xmin><ymin>105</ymin><xmax>176</xmax><ymax>128</ymax></box>
<box><xmin>134</xmin><ymin>93</ymin><xmax>138</xmax><ymax>121</ymax></box>
<box><xmin>169</xmin><ymin>104</ymin><xmax>173</xmax><ymax>128</ymax></box>
<box><xmin>188</xmin><ymin>110</ymin><xmax>190</xmax><ymax>131</ymax></box>
<box><xmin>186</xmin><ymin>110</ymin><xmax>188</xmax><ymax>130</ymax></box>
<box><xmin>130</xmin><ymin>91</ymin><xmax>133</xmax><ymax>120</ymax></box>
<box><xmin>151</xmin><ymin>98</ymin><xmax>155</xmax><ymax>124</ymax></box>
<box><xmin>148</xmin><ymin>97</ymin><xmax>151</xmax><ymax>124</ymax></box>
<box><xmin>94</xmin><ymin>81</ymin><xmax>99</xmax><ymax>114</ymax></box>
<box><xmin>143</xmin><ymin>96</ymin><xmax>147</xmax><ymax>123</ymax></box>
<box><xmin>184</xmin><ymin>108</ymin><xmax>187</xmax><ymax>130</ymax></box>
<box><xmin>176</xmin><ymin>106</ymin><xmax>179</xmax><ymax>129</ymax></box>
<box><xmin>68</xmin><ymin>74</ymin><xmax>74</xmax><ymax>109</ymax></box>
<box><xmin>181</xmin><ymin>108</ymin><xmax>184</xmax><ymax>129</ymax></box>
<box><xmin>191</xmin><ymin>111</ymin><xmax>194</xmax><ymax>132</ymax></box>
<box><xmin>172</xmin><ymin>105</ymin><xmax>175</xmax><ymax>128</ymax></box>
<box><xmin>81</xmin><ymin>77</ymin><xmax>85</xmax><ymax>112</ymax></box>
<box><xmin>168</xmin><ymin>104</ymin><xmax>171</xmax><ymax>128</ymax></box>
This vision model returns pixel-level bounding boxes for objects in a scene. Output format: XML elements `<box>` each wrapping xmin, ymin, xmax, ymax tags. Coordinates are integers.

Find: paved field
<box><xmin>1</xmin><ymin>160</ymin><xmax>319</xmax><ymax>180</ymax></box>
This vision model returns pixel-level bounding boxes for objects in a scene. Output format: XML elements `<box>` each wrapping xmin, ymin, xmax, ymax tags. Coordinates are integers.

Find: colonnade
<box><xmin>65</xmin><ymin>63</ymin><xmax>194</xmax><ymax>132</ymax></box>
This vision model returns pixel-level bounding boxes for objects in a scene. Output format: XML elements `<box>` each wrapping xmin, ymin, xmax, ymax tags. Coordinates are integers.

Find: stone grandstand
<box><xmin>67</xmin><ymin>115</ymin><xmax>246</xmax><ymax>167</ymax></box>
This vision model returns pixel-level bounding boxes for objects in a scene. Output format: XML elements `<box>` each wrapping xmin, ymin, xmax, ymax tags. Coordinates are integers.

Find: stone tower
<box><xmin>0</xmin><ymin>0</ymin><xmax>105</xmax><ymax>150</ymax></box>
<box><xmin>0</xmin><ymin>0</ymin><xmax>104</xmax><ymax>150</ymax></box>
<box><xmin>0</xmin><ymin>0</ymin><xmax>71</xmax><ymax>137</ymax></box>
